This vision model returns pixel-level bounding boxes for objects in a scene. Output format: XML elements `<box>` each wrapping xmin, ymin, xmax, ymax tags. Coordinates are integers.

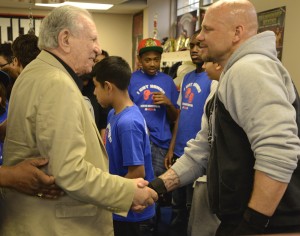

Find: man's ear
<box><xmin>58</xmin><ymin>29</ymin><xmax>71</xmax><ymax>53</ymax></box>
<box><xmin>233</xmin><ymin>25</ymin><xmax>243</xmax><ymax>43</ymax></box>
<box><xmin>215</xmin><ymin>63</ymin><xmax>222</xmax><ymax>71</ymax></box>
<box><xmin>12</xmin><ymin>56</ymin><xmax>21</xmax><ymax>67</ymax></box>
<box><xmin>104</xmin><ymin>81</ymin><xmax>113</xmax><ymax>92</ymax></box>
<box><xmin>137</xmin><ymin>55</ymin><xmax>142</xmax><ymax>62</ymax></box>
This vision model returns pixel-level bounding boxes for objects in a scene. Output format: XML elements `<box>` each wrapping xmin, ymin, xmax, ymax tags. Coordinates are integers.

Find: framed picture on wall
<box><xmin>176</xmin><ymin>10</ymin><xmax>198</xmax><ymax>38</ymax></box>
<box><xmin>257</xmin><ymin>6</ymin><xmax>286</xmax><ymax>61</ymax></box>
<box><xmin>175</xmin><ymin>10</ymin><xmax>198</xmax><ymax>51</ymax></box>
<box><xmin>199</xmin><ymin>8</ymin><xmax>206</xmax><ymax>25</ymax></box>
<box><xmin>0</xmin><ymin>14</ymin><xmax>44</xmax><ymax>43</ymax></box>
<box><xmin>201</xmin><ymin>0</ymin><xmax>213</xmax><ymax>7</ymax></box>
<box><xmin>132</xmin><ymin>12</ymin><xmax>143</xmax><ymax>71</ymax></box>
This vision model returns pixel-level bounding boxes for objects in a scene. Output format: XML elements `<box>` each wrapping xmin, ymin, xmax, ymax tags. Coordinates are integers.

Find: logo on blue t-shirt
<box><xmin>106</xmin><ymin>123</ymin><xmax>112</xmax><ymax>143</ymax></box>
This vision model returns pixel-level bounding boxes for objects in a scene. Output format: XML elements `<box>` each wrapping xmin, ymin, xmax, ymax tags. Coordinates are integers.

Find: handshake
<box><xmin>131</xmin><ymin>177</ymin><xmax>167</xmax><ymax>212</ymax></box>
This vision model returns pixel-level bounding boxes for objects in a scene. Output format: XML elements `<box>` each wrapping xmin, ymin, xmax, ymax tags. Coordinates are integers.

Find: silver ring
<box><xmin>37</xmin><ymin>192</ymin><xmax>43</xmax><ymax>198</ymax></box>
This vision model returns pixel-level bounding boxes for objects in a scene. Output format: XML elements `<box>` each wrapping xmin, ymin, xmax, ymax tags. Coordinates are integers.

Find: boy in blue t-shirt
<box><xmin>0</xmin><ymin>70</ymin><xmax>10</xmax><ymax>165</ymax></box>
<box><xmin>128</xmin><ymin>38</ymin><xmax>179</xmax><ymax>178</ymax></box>
<box><xmin>92</xmin><ymin>56</ymin><xmax>155</xmax><ymax>236</ymax></box>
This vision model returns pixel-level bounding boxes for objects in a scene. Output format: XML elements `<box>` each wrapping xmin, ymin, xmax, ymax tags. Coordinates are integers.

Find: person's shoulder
<box><xmin>122</xmin><ymin>105</ymin><xmax>143</xmax><ymax>119</ymax></box>
<box><xmin>129</xmin><ymin>70</ymin><xmax>143</xmax><ymax>82</ymax></box>
<box><xmin>19</xmin><ymin>61</ymin><xmax>65</xmax><ymax>85</ymax></box>
<box><xmin>183</xmin><ymin>69</ymin><xmax>196</xmax><ymax>80</ymax></box>
<box><xmin>107</xmin><ymin>108</ymin><xmax>114</xmax><ymax>118</ymax></box>
<box><xmin>199</xmin><ymin>71</ymin><xmax>213</xmax><ymax>83</ymax></box>
<box><xmin>131</xmin><ymin>105</ymin><xmax>145</xmax><ymax>118</ymax></box>
<box><xmin>158</xmin><ymin>71</ymin><xmax>172</xmax><ymax>78</ymax></box>
<box><xmin>122</xmin><ymin>106</ymin><xmax>145</xmax><ymax>122</ymax></box>
<box><xmin>156</xmin><ymin>72</ymin><xmax>174</xmax><ymax>84</ymax></box>
<box><xmin>117</xmin><ymin>107</ymin><xmax>145</xmax><ymax>132</ymax></box>
<box><xmin>131</xmin><ymin>69</ymin><xmax>142</xmax><ymax>77</ymax></box>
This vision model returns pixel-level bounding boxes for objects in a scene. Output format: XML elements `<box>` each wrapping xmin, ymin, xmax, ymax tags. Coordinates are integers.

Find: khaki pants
<box><xmin>187</xmin><ymin>181</ymin><xmax>220</xmax><ymax>236</ymax></box>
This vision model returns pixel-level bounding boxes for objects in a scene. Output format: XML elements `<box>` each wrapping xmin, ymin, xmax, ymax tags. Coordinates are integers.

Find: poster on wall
<box><xmin>257</xmin><ymin>6</ymin><xmax>286</xmax><ymax>61</ymax></box>
<box><xmin>201</xmin><ymin>0</ymin><xmax>213</xmax><ymax>7</ymax></box>
<box><xmin>176</xmin><ymin>10</ymin><xmax>198</xmax><ymax>39</ymax></box>
<box><xmin>132</xmin><ymin>12</ymin><xmax>143</xmax><ymax>71</ymax></box>
<box><xmin>175</xmin><ymin>10</ymin><xmax>198</xmax><ymax>51</ymax></box>
<box><xmin>199</xmin><ymin>9</ymin><xmax>206</xmax><ymax>26</ymax></box>
<box><xmin>0</xmin><ymin>14</ymin><xmax>44</xmax><ymax>43</ymax></box>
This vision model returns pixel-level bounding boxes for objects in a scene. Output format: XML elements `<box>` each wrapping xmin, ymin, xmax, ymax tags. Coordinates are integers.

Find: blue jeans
<box><xmin>150</xmin><ymin>142</ymin><xmax>167</xmax><ymax>177</ymax></box>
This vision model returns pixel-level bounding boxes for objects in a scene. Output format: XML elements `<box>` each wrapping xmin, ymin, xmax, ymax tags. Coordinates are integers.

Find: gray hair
<box><xmin>38</xmin><ymin>5</ymin><xmax>92</xmax><ymax>50</ymax></box>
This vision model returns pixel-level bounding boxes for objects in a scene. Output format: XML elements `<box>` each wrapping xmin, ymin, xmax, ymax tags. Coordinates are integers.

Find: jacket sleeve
<box><xmin>36</xmin><ymin>71</ymin><xmax>135</xmax><ymax>216</ymax></box>
<box><xmin>220</xmin><ymin>57</ymin><xmax>300</xmax><ymax>183</ymax></box>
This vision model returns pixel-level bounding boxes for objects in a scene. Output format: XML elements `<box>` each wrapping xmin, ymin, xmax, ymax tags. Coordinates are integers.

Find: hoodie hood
<box><xmin>223</xmin><ymin>31</ymin><xmax>278</xmax><ymax>74</ymax></box>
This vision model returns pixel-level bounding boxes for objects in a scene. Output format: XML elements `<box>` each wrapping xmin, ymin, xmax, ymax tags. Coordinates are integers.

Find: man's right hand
<box><xmin>131</xmin><ymin>178</ymin><xmax>158</xmax><ymax>212</ymax></box>
<box><xmin>1</xmin><ymin>158</ymin><xmax>64</xmax><ymax>199</ymax></box>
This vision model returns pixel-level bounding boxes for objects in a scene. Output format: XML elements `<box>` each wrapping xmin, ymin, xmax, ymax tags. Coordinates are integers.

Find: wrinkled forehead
<box><xmin>74</xmin><ymin>14</ymin><xmax>97</xmax><ymax>35</ymax></box>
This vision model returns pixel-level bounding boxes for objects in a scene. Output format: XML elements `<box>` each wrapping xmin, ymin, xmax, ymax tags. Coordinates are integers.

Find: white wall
<box><xmin>91</xmin><ymin>13</ymin><xmax>132</xmax><ymax>67</ymax></box>
<box><xmin>145</xmin><ymin>0</ymin><xmax>172</xmax><ymax>40</ymax></box>
<box><xmin>0</xmin><ymin>8</ymin><xmax>133</xmax><ymax>68</ymax></box>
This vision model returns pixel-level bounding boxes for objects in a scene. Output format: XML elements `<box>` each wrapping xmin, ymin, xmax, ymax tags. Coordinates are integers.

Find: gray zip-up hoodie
<box><xmin>172</xmin><ymin>31</ymin><xmax>300</xmax><ymax>226</ymax></box>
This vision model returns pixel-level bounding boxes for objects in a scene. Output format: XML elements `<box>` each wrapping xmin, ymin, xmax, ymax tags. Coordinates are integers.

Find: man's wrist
<box><xmin>165</xmin><ymin>101</ymin><xmax>174</xmax><ymax>108</ymax></box>
<box><xmin>243</xmin><ymin>207</ymin><xmax>270</xmax><ymax>229</ymax></box>
<box><xmin>148</xmin><ymin>178</ymin><xmax>168</xmax><ymax>195</ymax></box>
<box><xmin>232</xmin><ymin>207</ymin><xmax>270</xmax><ymax>235</ymax></box>
<box><xmin>0</xmin><ymin>166</ymin><xmax>10</xmax><ymax>187</ymax></box>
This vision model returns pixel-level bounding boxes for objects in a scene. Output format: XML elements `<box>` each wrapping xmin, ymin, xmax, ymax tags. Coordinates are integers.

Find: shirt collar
<box><xmin>140</xmin><ymin>69</ymin><xmax>158</xmax><ymax>76</ymax></box>
<box><xmin>45</xmin><ymin>50</ymin><xmax>83</xmax><ymax>91</ymax></box>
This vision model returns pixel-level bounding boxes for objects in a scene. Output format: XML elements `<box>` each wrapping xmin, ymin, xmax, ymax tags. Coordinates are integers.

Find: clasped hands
<box><xmin>131</xmin><ymin>178</ymin><xmax>158</xmax><ymax>212</ymax></box>
<box><xmin>9</xmin><ymin>158</ymin><xmax>158</xmax><ymax>212</ymax></box>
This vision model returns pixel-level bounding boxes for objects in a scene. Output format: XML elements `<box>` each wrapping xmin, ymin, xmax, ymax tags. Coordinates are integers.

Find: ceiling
<box><xmin>0</xmin><ymin>0</ymin><xmax>147</xmax><ymax>14</ymax></box>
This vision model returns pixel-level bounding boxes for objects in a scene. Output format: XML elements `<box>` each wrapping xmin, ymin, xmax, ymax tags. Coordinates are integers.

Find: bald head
<box><xmin>197</xmin><ymin>0</ymin><xmax>258</xmax><ymax>66</ymax></box>
<box><xmin>209</xmin><ymin>0</ymin><xmax>258</xmax><ymax>38</ymax></box>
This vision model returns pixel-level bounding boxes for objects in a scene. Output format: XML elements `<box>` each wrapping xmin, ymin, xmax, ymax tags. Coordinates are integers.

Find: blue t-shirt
<box><xmin>0</xmin><ymin>101</ymin><xmax>8</xmax><ymax>165</ymax></box>
<box><xmin>105</xmin><ymin>105</ymin><xmax>155</xmax><ymax>222</ymax></box>
<box><xmin>174</xmin><ymin>71</ymin><xmax>212</xmax><ymax>157</ymax></box>
<box><xmin>128</xmin><ymin>70</ymin><xmax>179</xmax><ymax>149</ymax></box>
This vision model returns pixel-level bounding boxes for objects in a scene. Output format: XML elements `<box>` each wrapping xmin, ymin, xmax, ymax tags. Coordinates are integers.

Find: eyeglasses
<box><xmin>0</xmin><ymin>62</ymin><xmax>10</xmax><ymax>69</ymax></box>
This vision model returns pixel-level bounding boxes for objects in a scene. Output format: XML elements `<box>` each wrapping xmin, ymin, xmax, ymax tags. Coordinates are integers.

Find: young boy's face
<box><xmin>202</xmin><ymin>62</ymin><xmax>222</xmax><ymax>81</ymax></box>
<box><xmin>93</xmin><ymin>77</ymin><xmax>110</xmax><ymax>108</ymax></box>
<box><xmin>138</xmin><ymin>51</ymin><xmax>161</xmax><ymax>76</ymax></box>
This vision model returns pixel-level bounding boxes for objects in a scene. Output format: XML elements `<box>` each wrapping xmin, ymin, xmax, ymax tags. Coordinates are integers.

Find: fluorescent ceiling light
<box><xmin>35</xmin><ymin>1</ymin><xmax>113</xmax><ymax>10</ymax></box>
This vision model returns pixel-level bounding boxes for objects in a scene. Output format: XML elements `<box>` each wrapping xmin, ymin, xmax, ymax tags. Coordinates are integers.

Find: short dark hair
<box><xmin>0</xmin><ymin>70</ymin><xmax>9</xmax><ymax>108</ymax></box>
<box><xmin>12</xmin><ymin>34</ymin><xmax>40</xmax><ymax>68</ymax></box>
<box><xmin>0</xmin><ymin>43</ymin><xmax>13</xmax><ymax>63</ymax></box>
<box><xmin>101</xmin><ymin>50</ymin><xmax>109</xmax><ymax>58</ymax></box>
<box><xmin>92</xmin><ymin>56</ymin><xmax>131</xmax><ymax>91</ymax></box>
<box><xmin>0</xmin><ymin>82</ymin><xmax>6</xmax><ymax>108</ymax></box>
<box><xmin>191</xmin><ymin>29</ymin><xmax>201</xmax><ymax>39</ymax></box>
